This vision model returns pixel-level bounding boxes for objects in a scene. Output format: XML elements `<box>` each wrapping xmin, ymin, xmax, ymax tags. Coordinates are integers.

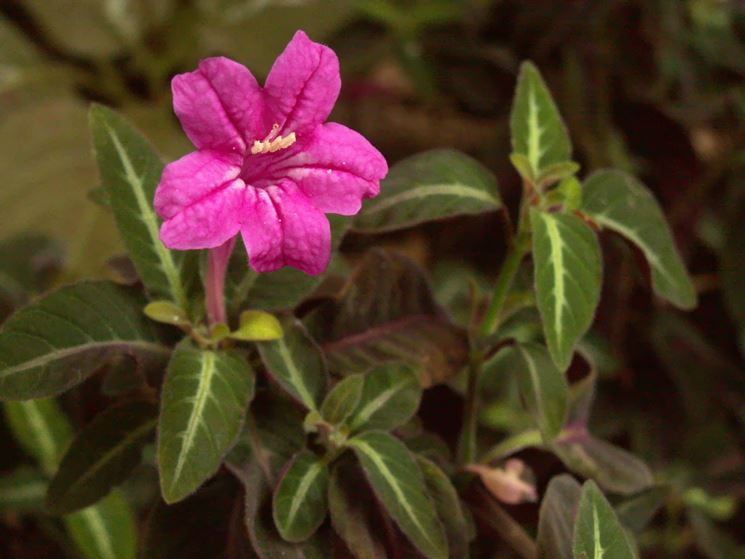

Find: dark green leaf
<box><xmin>354</xmin><ymin>149</ymin><xmax>501</xmax><ymax>233</ymax></box>
<box><xmin>328</xmin><ymin>459</ymin><xmax>388</xmax><ymax>559</ymax></box>
<box><xmin>553</xmin><ymin>433</ymin><xmax>653</xmax><ymax>496</ymax></box>
<box><xmin>572</xmin><ymin>481</ymin><xmax>637</xmax><ymax>559</ymax></box>
<box><xmin>158</xmin><ymin>343</ymin><xmax>255</xmax><ymax>503</ymax></box>
<box><xmin>510</xmin><ymin>62</ymin><xmax>572</xmax><ymax>180</ymax></box>
<box><xmin>0</xmin><ymin>281</ymin><xmax>169</xmax><ymax>400</ymax></box>
<box><xmin>89</xmin><ymin>105</ymin><xmax>194</xmax><ymax>310</ymax></box>
<box><xmin>348</xmin><ymin>365</ymin><xmax>421</xmax><ymax>433</ymax></box>
<box><xmin>417</xmin><ymin>456</ymin><xmax>471</xmax><ymax>558</ymax></box>
<box><xmin>537</xmin><ymin>474</ymin><xmax>582</xmax><ymax>559</ymax></box>
<box><xmin>616</xmin><ymin>486</ymin><xmax>667</xmax><ymax>533</ymax></box>
<box><xmin>0</xmin><ymin>467</ymin><xmax>47</xmax><ymax>514</ymax></box>
<box><xmin>504</xmin><ymin>342</ymin><xmax>568</xmax><ymax>441</ymax></box>
<box><xmin>258</xmin><ymin>319</ymin><xmax>327</xmax><ymax>411</ymax></box>
<box><xmin>319</xmin><ymin>249</ymin><xmax>469</xmax><ymax>386</ymax></box>
<box><xmin>63</xmin><ymin>490</ymin><xmax>137</xmax><ymax>559</ymax></box>
<box><xmin>349</xmin><ymin>431</ymin><xmax>448</xmax><ymax>559</ymax></box>
<box><xmin>46</xmin><ymin>400</ymin><xmax>157</xmax><ymax>514</ymax></box>
<box><xmin>272</xmin><ymin>450</ymin><xmax>329</xmax><ymax>542</ymax></box>
<box><xmin>0</xmin><ymin>234</ymin><xmax>62</xmax><ymax>314</ymax></box>
<box><xmin>3</xmin><ymin>398</ymin><xmax>73</xmax><ymax>475</ymax></box>
<box><xmin>531</xmin><ymin>209</ymin><xmax>602</xmax><ymax>371</ymax></box>
<box><xmin>582</xmin><ymin>170</ymin><xmax>696</xmax><ymax>309</ymax></box>
<box><xmin>320</xmin><ymin>374</ymin><xmax>364</xmax><ymax>425</ymax></box>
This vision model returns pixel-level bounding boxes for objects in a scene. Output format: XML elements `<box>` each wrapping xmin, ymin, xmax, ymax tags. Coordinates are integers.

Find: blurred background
<box><xmin>1</xmin><ymin>0</ymin><xmax>744</xmax><ymax>557</ymax></box>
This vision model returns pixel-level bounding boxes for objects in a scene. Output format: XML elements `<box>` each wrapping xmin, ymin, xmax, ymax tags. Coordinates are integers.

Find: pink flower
<box><xmin>154</xmin><ymin>30</ymin><xmax>388</xmax><ymax>275</ymax></box>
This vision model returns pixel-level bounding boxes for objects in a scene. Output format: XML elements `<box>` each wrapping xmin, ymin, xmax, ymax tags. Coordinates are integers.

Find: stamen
<box><xmin>250</xmin><ymin>124</ymin><xmax>296</xmax><ymax>155</ymax></box>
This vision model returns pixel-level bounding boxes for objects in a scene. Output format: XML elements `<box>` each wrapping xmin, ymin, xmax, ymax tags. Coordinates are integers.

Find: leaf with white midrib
<box><xmin>348</xmin><ymin>366</ymin><xmax>421</xmax><ymax>433</ymax></box>
<box><xmin>349</xmin><ymin>431</ymin><xmax>448</xmax><ymax>559</ymax></box>
<box><xmin>572</xmin><ymin>481</ymin><xmax>636</xmax><ymax>559</ymax></box>
<box><xmin>531</xmin><ymin>209</ymin><xmax>602</xmax><ymax>371</ymax></box>
<box><xmin>0</xmin><ymin>281</ymin><xmax>169</xmax><ymax>400</ymax></box>
<box><xmin>582</xmin><ymin>170</ymin><xmax>696</xmax><ymax>310</ymax></box>
<box><xmin>510</xmin><ymin>62</ymin><xmax>572</xmax><ymax>178</ymax></box>
<box><xmin>158</xmin><ymin>343</ymin><xmax>255</xmax><ymax>503</ymax></box>
<box><xmin>89</xmin><ymin>105</ymin><xmax>191</xmax><ymax>309</ymax></box>
<box><xmin>64</xmin><ymin>490</ymin><xmax>137</xmax><ymax>559</ymax></box>
<box><xmin>354</xmin><ymin>149</ymin><xmax>501</xmax><ymax>233</ymax></box>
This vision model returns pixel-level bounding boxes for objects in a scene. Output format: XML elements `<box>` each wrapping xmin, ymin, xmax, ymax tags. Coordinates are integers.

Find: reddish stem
<box><xmin>206</xmin><ymin>237</ymin><xmax>236</xmax><ymax>326</ymax></box>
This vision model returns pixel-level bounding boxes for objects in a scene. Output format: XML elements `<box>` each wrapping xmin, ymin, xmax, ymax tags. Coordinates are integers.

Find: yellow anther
<box><xmin>250</xmin><ymin>125</ymin><xmax>296</xmax><ymax>155</ymax></box>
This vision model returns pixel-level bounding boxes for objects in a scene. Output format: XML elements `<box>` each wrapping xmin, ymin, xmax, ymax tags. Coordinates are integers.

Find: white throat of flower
<box><xmin>250</xmin><ymin>123</ymin><xmax>296</xmax><ymax>154</ymax></box>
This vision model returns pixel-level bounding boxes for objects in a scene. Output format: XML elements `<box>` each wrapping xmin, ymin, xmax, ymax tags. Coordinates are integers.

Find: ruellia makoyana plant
<box><xmin>0</xmin><ymin>30</ymin><xmax>698</xmax><ymax>559</ymax></box>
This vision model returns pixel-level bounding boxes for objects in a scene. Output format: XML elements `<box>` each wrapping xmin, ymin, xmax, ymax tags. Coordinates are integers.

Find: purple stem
<box><xmin>206</xmin><ymin>237</ymin><xmax>236</xmax><ymax>326</ymax></box>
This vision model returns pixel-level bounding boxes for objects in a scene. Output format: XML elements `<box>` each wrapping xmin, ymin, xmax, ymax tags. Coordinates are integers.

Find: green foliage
<box><xmin>348</xmin><ymin>365</ymin><xmax>421</xmax><ymax>433</ymax></box>
<box><xmin>510</xmin><ymin>62</ymin><xmax>572</xmax><ymax>183</ymax></box>
<box><xmin>46</xmin><ymin>400</ymin><xmax>157</xmax><ymax>514</ymax></box>
<box><xmin>0</xmin><ymin>467</ymin><xmax>47</xmax><ymax>514</ymax></box>
<box><xmin>573</xmin><ymin>481</ymin><xmax>637</xmax><ymax>559</ymax></box>
<box><xmin>531</xmin><ymin>209</ymin><xmax>602</xmax><ymax>370</ymax></box>
<box><xmin>354</xmin><ymin>149</ymin><xmax>501</xmax><ymax>233</ymax></box>
<box><xmin>158</xmin><ymin>342</ymin><xmax>255</xmax><ymax>503</ymax></box>
<box><xmin>0</xmin><ymin>281</ymin><xmax>168</xmax><ymax>400</ymax></box>
<box><xmin>537</xmin><ymin>474</ymin><xmax>582</xmax><ymax>559</ymax></box>
<box><xmin>272</xmin><ymin>450</ymin><xmax>330</xmax><ymax>542</ymax></box>
<box><xmin>64</xmin><ymin>491</ymin><xmax>137</xmax><ymax>559</ymax></box>
<box><xmin>90</xmin><ymin>105</ymin><xmax>194</xmax><ymax>310</ymax></box>
<box><xmin>320</xmin><ymin>374</ymin><xmax>365</xmax><ymax>426</ymax></box>
<box><xmin>258</xmin><ymin>318</ymin><xmax>327</xmax><ymax>410</ymax></box>
<box><xmin>582</xmin><ymin>170</ymin><xmax>696</xmax><ymax>309</ymax></box>
<box><xmin>349</xmin><ymin>431</ymin><xmax>449</xmax><ymax>559</ymax></box>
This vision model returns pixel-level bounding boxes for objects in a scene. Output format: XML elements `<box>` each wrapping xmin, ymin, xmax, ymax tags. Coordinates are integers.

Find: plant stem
<box><xmin>205</xmin><ymin>238</ymin><xmax>236</xmax><ymax>326</ymax></box>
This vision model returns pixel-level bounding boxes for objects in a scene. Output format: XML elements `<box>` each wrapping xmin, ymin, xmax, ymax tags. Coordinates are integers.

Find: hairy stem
<box><xmin>205</xmin><ymin>237</ymin><xmax>236</xmax><ymax>326</ymax></box>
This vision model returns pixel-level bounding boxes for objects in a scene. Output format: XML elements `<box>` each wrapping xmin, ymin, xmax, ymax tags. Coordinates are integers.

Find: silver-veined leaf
<box><xmin>46</xmin><ymin>400</ymin><xmax>157</xmax><ymax>514</ymax></box>
<box><xmin>572</xmin><ymin>481</ymin><xmax>637</xmax><ymax>559</ymax></box>
<box><xmin>349</xmin><ymin>431</ymin><xmax>448</xmax><ymax>559</ymax></box>
<box><xmin>582</xmin><ymin>170</ymin><xmax>696</xmax><ymax>309</ymax></box>
<box><xmin>354</xmin><ymin>149</ymin><xmax>501</xmax><ymax>233</ymax></box>
<box><xmin>158</xmin><ymin>342</ymin><xmax>255</xmax><ymax>503</ymax></box>
<box><xmin>531</xmin><ymin>209</ymin><xmax>602</xmax><ymax>371</ymax></box>
<box><xmin>0</xmin><ymin>467</ymin><xmax>47</xmax><ymax>514</ymax></box>
<box><xmin>64</xmin><ymin>490</ymin><xmax>137</xmax><ymax>559</ymax></box>
<box><xmin>320</xmin><ymin>374</ymin><xmax>364</xmax><ymax>426</ymax></box>
<box><xmin>0</xmin><ymin>281</ymin><xmax>168</xmax><ymax>400</ymax></box>
<box><xmin>503</xmin><ymin>342</ymin><xmax>568</xmax><ymax>441</ymax></box>
<box><xmin>348</xmin><ymin>365</ymin><xmax>421</xmax><ymax>434</ymax></box>
<box><xmin>537</xmin><ymin>474</ymin><xmax>582</xmax><ymax>559</ymax></box>
<box><xmin>89</xmin><ymin>104</ymin><xmax>193</xmax><ymax>310</ymax></box>
<box><xmin>510</xmin><ymin>62</ymin><xmax>572</xmax><ymax>180</ymax></box>
<box><xmin>272</xmin><ymin>450</ymin><xmax>329</xmax><ymax>543</ymax></box>
<box><xmin>258</xmin><ymin>319</ymin><xmax>327</xmax><ymax>411</ymax></box>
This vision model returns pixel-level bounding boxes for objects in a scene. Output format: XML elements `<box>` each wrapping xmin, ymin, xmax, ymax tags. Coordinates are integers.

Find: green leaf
<box><xmin>582</xmin><ymin>170</ymin><xmax>696</xmax><ymax>309</ymax></box>
<box><xmin>272</xmin><ymin>450</ymin><xmax>329</xmax><ymax>542</ymax></box>
<box><xmin>158</xmin><ymin>342</ymin><xmax>255</xmax><ymax>503</ymax></box>
<box><xmin>226</xmin><ymin>215</ymin><xmax>350</xmax><ymax>313</ymax></box>
<box><xmin>417</xmin><ymin>456</ymin><xmax>472</xmax><ymax>558</ymax></box>
<box><xmin>531</xmin><ymin>209</ymin><xmax>602</xmax><ymax>371</ymax></box>
<box><xmin>348</xmin><ymin>365</ymin><xmax>421</xmax><ymax>433</ymax></box>
<box><xmin>572</xmin><ymin>481</ymin><xmax>637</xmax><ymax>559</ymax></box>
<box><xmin>144</xmin><ymin>301</ymin><xmax>190</xmax><ymax>327</ymax></box>
<box><xmin>553</xmin><ymin>433</ymin><xmax>654</xmax><ymax>496</ymax></box>
<box><xmin>3</xmin><ymin>398</ymin><xmax>73</xmax><ymax>476</ymax></box>
<box><xmin>0</xmin><ymin>467</ymin><xmax>48</xmax><ymax>514</ymax></box>
<box><xmin>0</xmin><ymin>234</ymin><xmax>62</xmax><ymax>315</ymax></box>
<box><xmin>230</xmin><ymin>310</ymin><xmax>284</xmax><ymax>341</ymax></box>
<box><xmin>537</xmin><ymin>474</ymin><xmax>582</xmax><ymax>559</ymax></box>
<box><xmin>64</xmin><ymin>491</ymin><xmax>137</xmax><ymax>559</ymax></box>
<box><xmin>538</xmin><ymin>161</ymin><xmax>581</xmax><ymax>188</ymax></box>
<box><xmin>46</xmin><ymin>400</ymin><xmax>158</xmax><ymax>514</ymax></box>
<box><xmin>328</xmin><ymin>459</ymin><xmax>388</xmax><ymax>559</ymax></box>
<box><xmin>258</xmin><ymin>319</ymin><xmax>327</xmax><ymax>411</ymax></box>
<box><xmin>0</xmin><ymin>281</ymin><xmax>169</xmax><ymax>400</ymax></box>
<box><xmin>319</xmin><ymin>249</ymin><xmax>469</xmax><ymax>386</ymax></box>
<box><xmin>510</xmin><ymin>61</ymin><xmax>572</xmax><ymax>180</ymax></box>
<box><xmin>320</xmin><ymin>374</ymin><xmax>364</xmax><ymax>426</ymax></box>
<box><xmin>354</xmin><ymin>149</ymin><xmax>501</xmax><ymax>233</ymax></box>
<box><xmin>89</xmin><ymin>105</ymin><xmax>193</xmax><ymax>310</ymax></box>
<box><xmin>503</xmin><ymin>342</ymin><xmax>568</xmax><ymax>441</ymax></box>
<box><xmin>616</xmin><ymin>487</ymin><xmax>667</xmax><ymax>533</ymax></box>
<box><xmin>349</xmin><ymin>431</ymin><xmax>448</xmax><ymax>559</ymax></box>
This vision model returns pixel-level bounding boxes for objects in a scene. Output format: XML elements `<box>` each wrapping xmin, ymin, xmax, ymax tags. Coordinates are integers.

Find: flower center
<box><xmin>250</xmin><ymin>123</ymin><xmax>296</xmax><ymax>155</ymax></box>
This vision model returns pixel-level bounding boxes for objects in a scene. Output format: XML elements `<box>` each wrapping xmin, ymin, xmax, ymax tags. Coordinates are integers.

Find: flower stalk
<box><xmin>205</xmin><ymin>237</ymin><xmax>236</xmax><ymax>326</ymax></box>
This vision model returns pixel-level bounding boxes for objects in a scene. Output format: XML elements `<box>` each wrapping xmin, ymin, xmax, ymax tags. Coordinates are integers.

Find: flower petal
<box><xmin>261</xmin><ymin>122</ymin><xmax>388</xmax><ymax>215</ymax></box>
<box><xmin>172</xmin><ymin>57</ymin><xmax>264</xmax><ymax>152</ymax></box>
<box><xmin>155</xmin><ymin>150</ymin><xmax>245</xmax><ymax>250</ymax></box>
<box><xmin>263</xmin><ymin>30</ymin><xmax>340</xmax><ymax>137</ymax></box>
<box><xmin>241</xmin><ymin>181</ymin><xmax>330</xmax><ymax>275</ymax></box>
